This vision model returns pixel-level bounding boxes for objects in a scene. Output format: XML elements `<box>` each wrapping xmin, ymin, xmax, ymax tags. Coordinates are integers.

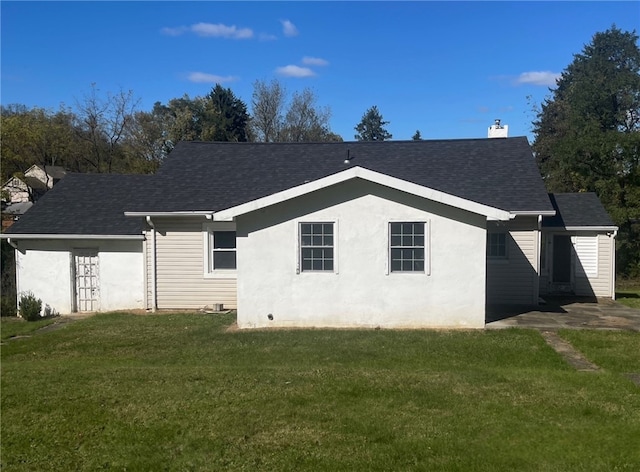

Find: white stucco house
<box><xmin>2</xmin><ymin>137</ymin><xmax>617</xmax><ymax>328</ymax></box>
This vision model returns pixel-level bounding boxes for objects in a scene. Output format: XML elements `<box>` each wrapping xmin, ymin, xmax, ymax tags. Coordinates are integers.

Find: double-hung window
<box><xmin>487</xmin><ymin>232</ymin><xmax>507</xmax><ymax>259</ymax></box>
<box><xmin>299</xmin><ymin>222</ymin><xmax>334</xmax><ymax>272</ymax></box>
<box><xmin>211</xmin><ymin>230</ymin><xmax>236</xmax><ymax>270</ymax></box>
<box><xmin>389</xmin><ymin>222</ymin><xmax>425</xmax><ymax>272</ymax></box>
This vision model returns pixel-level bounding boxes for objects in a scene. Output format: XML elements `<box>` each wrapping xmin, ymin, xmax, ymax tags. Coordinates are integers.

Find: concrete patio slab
<box><xmin>486</xmin><ymin>297</ymin><xmax>640</xmax><ymax>331</ymax></box>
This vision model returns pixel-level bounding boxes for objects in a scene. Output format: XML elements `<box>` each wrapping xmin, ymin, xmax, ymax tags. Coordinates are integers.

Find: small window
<box><xmin>487</xmin><ymin>232</ymin><xmax>507</xmax><ymax>259</ymax></box>
<box><xmin>211</xmin><ymin>231</ymin><xmax>236</xmax><ymax>270</ymax></box>
<box><xmin>300</xmin><ymin>223</ymin><xmax>334</xmax><ymax>272</ymax></box>
<box><xmin>390</xmin><ymin>222</ymin><xmax>425</xmax><ymax>272</ymax></box>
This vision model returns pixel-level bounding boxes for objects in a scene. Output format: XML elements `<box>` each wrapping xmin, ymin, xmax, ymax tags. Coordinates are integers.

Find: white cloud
<box><xmin>161</xmin><ymin>26</ymin><xmax>187</xmax><ymax>36</ymax></box>
<box><xmin>281</xmin><ymin>19</ymin><xmax>299</xmax><ymax>37</ymax></box>
<box><xmin>302</xmin><ymin>56</ymin><xmax>329</xmax><ymax>66</ymax></box>
<box><xmin>275</xmin><ymin>65</ymin><xmax>315</xmax><ymax>78</ymax></box>
<box><xmin>187</xmin><ymin>72</ymin><xmax>237</xmax><ymax>84</ymax></box>
<box><xmin>259</xmin><ymin>33</ymin><xmax>278</xmax><ymax>41</ymax></box>
<box><xmin>162</xmin><ymin>23</ymin><xmax>253</xmax><ymax>39</ymax></box>
<box><xmin>191</xmin><ymin>22</ymin><xmax>253</xmax><ymax>39</ymax></box>
<box><xmin>516</xmin><ymin>71</ymin><xmax>560</xmax><ymax>87</ymax></box>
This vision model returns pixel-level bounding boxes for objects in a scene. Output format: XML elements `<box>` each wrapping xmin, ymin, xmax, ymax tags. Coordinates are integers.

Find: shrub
<box><xmin>19</xmin><ymin>292</ymin><xmax>42</xmax><ymax>321</ymax></box>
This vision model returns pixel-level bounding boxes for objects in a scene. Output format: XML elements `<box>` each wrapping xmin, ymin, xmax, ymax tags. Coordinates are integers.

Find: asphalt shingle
<box><xmin>544</xmin><ymin>193</ymin><xmax>616</xmax><ymax>228</ymax></box>
<box><xmin>5</xmin><ymin>174</ymin><xmax>152</xmax><ymax>235</ymax></box>
<box><xmin>7</xmin><ymin>137</ymin><xmax>558</xmax><ymax>236</ymax></box>
<box><xmin>129</xmin><ymin>136</ymin><xmax>554</xmax><ymax>213</ymax></box>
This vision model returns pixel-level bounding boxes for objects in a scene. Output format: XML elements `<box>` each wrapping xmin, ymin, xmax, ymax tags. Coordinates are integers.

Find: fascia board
<box><xmin>124</xmin><ymin>211</ymin><xmax>214</xmax><ymax>217</ymax></box>
<box><xmin>214</xmin><ymin>166</ymin><xmax>512</xmax><ymax>221</ymax></box>
<box><xmin>0</xmin><ymin>234</ymin><xmax>145</xmax><ymax>240</ymax></box>
<box><xmin>511</xmin><ymin>210</ymin><xmax>557</xmax><ymax>216</ymax></box>
<box><xmin>563</xmin><ymin>226</ymin><xmax>619</xmax><ymax>232</ymax></box>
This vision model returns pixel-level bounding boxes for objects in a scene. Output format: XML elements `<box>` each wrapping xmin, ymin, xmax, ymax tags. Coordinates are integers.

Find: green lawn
<box><xmin>0</xmin><ymin>316</ymin><xmax>56</xmax><ymax>340</ymax></box>
<box><xmin>2</xmin><ymin>313</ymin><xmax>639</xmax><ymax>471</ymax></box>
<box><xmin>616</xmin><ymin>280</ymin><xmax>640</xmax><ymax>309</ymax></box>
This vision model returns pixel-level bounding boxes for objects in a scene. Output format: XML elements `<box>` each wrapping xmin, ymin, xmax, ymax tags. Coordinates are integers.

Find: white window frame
<box><xmin>297</xmin><ymin>221</ymin><xmax>338</xmax><ymax>274</ymax></box>
<box><xmin>388</xmin><ymin>221</ymin><xmax>430</xmax><ymax>275</ymax></box>
<box><xmin>203</xmin><ymin>221</ymin><xmax>237</xmax><ymax>278</ymax></box>
<box><xmin>487</xmin><ymin>231</ymin><xmax>508</xmax><ymax>260</ymax></box>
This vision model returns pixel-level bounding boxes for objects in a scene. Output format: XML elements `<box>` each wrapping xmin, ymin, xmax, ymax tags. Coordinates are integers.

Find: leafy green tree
<box><xmin>1</xmin><ymin>106</ymin><xmax>83</xmax><ymax>184</ymax></box>
<box><xmin>201</xmin><ymin>84</ymin><xmax>249</xmax><ymax>142</ymax></box>
<box><xmin>354</xmin><ymin>106</ymin><xmax>392</xmax><ymax>141</ymax></box>
<box><xmin>412</xmin><ymin>130</ymin><xmax>422</xmax><ymax>140</ymax></box>
<box><xmin>532</xmin><ymin>26</ymin><xmax>640</xmax><ymax>276</ymax></box>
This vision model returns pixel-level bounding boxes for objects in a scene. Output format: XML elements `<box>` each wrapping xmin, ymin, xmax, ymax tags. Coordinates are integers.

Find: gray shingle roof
<box><xmin>6</xmin><ymin>137</ymin><xmax>558</xmax><ymax>236</ymax></box>
<box><xmin>129</xmin><ymin>136</ymin><xmax>554</xmax><ymax>213</ymax></box>
<box><xmin>5</xmin><ymin>174</ymin><xmax>152</xmax><ymax>235</ymax></box>
<box><xmin>543</xmin><ymin>193</ymin><xmax>616</xmax><ymax>228</ymax></box>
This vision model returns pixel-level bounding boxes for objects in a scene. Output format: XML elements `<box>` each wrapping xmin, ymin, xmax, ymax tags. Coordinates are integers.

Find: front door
<box><xmin>73</xmin><ymin>249</ymin><xmax>99</xmax><ymax>312</ymax></box>
<box><xmin>551</xmin><ymin>235</ymin><xmax>573</xmax><ymax>292</ymax></box>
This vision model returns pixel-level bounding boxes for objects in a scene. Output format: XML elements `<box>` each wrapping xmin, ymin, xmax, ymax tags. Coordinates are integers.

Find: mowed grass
<box><xmin>2</xmin><ymin>314</ymin><xmax>639</xmax><ymax>471</ymax></box>
<box><xmin>0</xmin><ymin>316</ymin><xmax>56</xmax><ymax>340</ymax></box>
<box><xmin>616</xmin><ymin>279</ymin><xmax>640</xmax><ymax>309</ymax></box>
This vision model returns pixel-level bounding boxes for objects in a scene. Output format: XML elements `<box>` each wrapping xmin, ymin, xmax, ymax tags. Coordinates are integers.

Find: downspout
<box><xmin>534</xmin><ymin>215</ymin><xmax>543</xmax><ymax>305</ymax></box>
<box><xmin>611</xmin><ymin>230</ymin><xmax>617</xmax><ymax>300</ymax></box>
<box><xmin>146</xmin><ymin>216</ymin><xmax>157</xmax><ymax>312</ymax></box>
<box><xmin>7</xmin><ymin>238</ymin><xmax>19</xmax><ymax>316</ymax></box>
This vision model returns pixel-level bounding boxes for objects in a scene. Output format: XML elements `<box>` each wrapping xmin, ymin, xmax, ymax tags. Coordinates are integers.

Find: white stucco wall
<box><xmin>236</xmin><ymin>179</ymin><xmax>487</xmax><ymax>329</ymax></box>
<box><xmin>14</xmin><ymin>239</ymin><xmax>143</xmax><ymax>315</ymax></box>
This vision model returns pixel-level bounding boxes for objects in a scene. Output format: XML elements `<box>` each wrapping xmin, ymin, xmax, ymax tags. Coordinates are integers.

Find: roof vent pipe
<box><xmin>344</xmin><ymin>149</ymin><xmax>351</xmax><ymax>164</ymax></box>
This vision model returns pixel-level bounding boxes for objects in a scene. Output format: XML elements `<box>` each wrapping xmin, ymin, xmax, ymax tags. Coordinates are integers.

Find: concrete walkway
<box><xmin>486</xmin><ymin>297</ymin><xmax>640</xmax><ymax>331</ymax></box>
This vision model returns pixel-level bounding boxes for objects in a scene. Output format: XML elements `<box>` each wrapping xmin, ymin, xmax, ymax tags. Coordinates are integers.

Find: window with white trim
<box><xmin>389</xmin><ymin>222</ymin><xmax>425</xmax><ymax>272</ymax></box>
<box><xmin>487</xmin><ymin>232</ymin><xmax>507</xmax><ymax>259</ymax></box>
<box><xmin>299</xmin><ymin>222</ymin><xmax>334</xmax><ymax>272</ymax></box>
<box><xmin>211</xmin><ymin>230</ymin><xmax>236</xmax><ymax>270</ymax></box>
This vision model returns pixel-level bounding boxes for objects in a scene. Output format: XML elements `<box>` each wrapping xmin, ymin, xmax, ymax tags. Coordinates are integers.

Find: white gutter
<box><xmin>6</xmin><ymin>238</ymin><xmax>18</xmax><ymax>250</ymax></box>
<box><xmin>125</xmin><ymin>211</ymin><xmax>214</xmax><ymax>218</ymax></box>
<box><xmin>0</xmin><ymin>234</ymin><xmax>144</xmax><ymax>240</ymax></box>
<box><xmin>511</xmin><ymin>210</ymin><xmax>556</xmax><ymax>217</ymax></box>
<box><xmin>146</xmin><ymin>216</ymin><xmax>157</xmax><ymax>313</ymax></box>
<box><xmin>563</xmin><ymin>226</ymin><xmax>619</xmax><ymax>232</ymax></box>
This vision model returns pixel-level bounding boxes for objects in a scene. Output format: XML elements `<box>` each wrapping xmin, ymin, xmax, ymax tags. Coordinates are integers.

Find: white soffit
<box><xmin>213</xmin><ymin>166</ymin><xmax>512</xmax><ymax>221</ymax></box>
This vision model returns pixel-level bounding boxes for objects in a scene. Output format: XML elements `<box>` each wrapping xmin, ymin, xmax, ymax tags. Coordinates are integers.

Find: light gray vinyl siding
<box><xmin>148</xmin><ymin>218</ymin><xmax>237</xmax><ymax>310</ymax></box>
<box><xmin>574</xmin><ymin>233</ymin><xmax>614</xmax><ymax>298</ymax></box>
<box><xmin>486</xmin><ymin>217</ymin><xmax>539</xmax><ymax>305</ymax></box>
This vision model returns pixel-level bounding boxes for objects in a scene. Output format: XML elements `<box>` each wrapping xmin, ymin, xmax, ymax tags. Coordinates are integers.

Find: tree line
<box><xmin>1</xmin><ymin>81</ymin><xmax>396</xmax><ymax>183</ymax></box>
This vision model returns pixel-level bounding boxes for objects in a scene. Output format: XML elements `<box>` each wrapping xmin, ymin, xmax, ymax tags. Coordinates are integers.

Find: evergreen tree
<box><xmin>532</xmin><ymin>26</ymin><xmax>640</xmax><ymax>276</ymax></box>
<box><xmin>354</xmin><ymin>106</ymin><xmax>392</xmax><ymax>141</ymax></box>
<box><xmin>202</xmin><ymin>84</ymin><xmax>249</xmax><ymax>142</ymax></box>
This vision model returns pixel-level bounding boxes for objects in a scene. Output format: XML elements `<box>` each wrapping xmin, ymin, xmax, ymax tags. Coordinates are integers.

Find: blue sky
<box><xmin>2</xmin><ymin>1</ymin><xmax>639</xmax><ymax>141</ymax></box>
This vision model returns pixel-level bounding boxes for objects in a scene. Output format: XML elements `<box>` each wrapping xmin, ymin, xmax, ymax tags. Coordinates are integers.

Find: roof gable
<box><xmin>213</xmin><ymin>166</ymin><xmax>512</xmax><ymax>221</ymax></box>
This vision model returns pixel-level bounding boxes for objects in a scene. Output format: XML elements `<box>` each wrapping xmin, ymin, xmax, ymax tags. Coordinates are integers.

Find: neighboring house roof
<box><xmin>3</xmin><ymin>201</ymin><xmax>33</xmax><ymax>215</ymax></box>
<box><xmin>25</xmin><ymin>164</ymin><xmax>68</xmax><ymax>180</ymax></box>
<box><xmin>544</xmin><ymin>193</ymin><xmax>617</xmax><ymax>230</ymax></box>
<box><xmin>4</xmin><ymin>174</ymin><xmax>151</xmax><ymax>237</ymax></box>
<box><xmin>127</xmin><ymin>137</ymin><xmax>554</xmax><ymax>214</ymax></box>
